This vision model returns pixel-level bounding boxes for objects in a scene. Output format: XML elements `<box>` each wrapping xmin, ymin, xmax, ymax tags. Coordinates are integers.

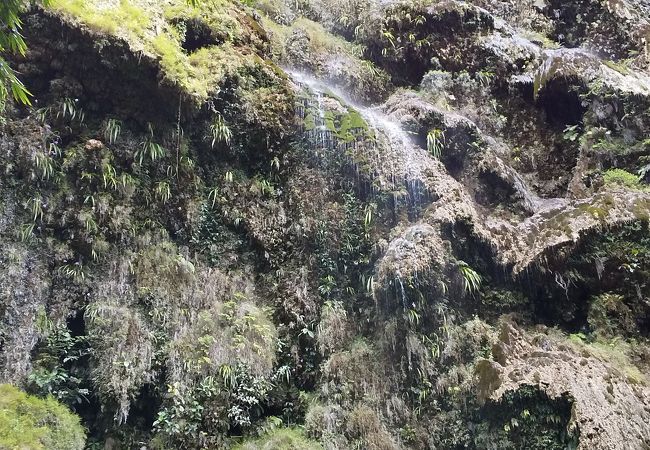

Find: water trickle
<box><xmin>289</xmin><ymin>70</ymin><xmax>438</xmax><ymax>219</ymax></box>
<box><xmin>396</xmin><ymin>275</ymin><xmax>408</xmax><ymax>311</ymax></box>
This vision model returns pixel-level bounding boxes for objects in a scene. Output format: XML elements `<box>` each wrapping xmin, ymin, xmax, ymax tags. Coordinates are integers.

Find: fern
<box><xmin>0</xmin><ymin>0</ymin><xmax>53</xmax><ymax>106</ymax></box>
<box><xmin>364</xmin><ymin>204</ymin><xmax>374</xmax><ymax>228</ymax></box>
<box><xmin>103</xmin><ymin>118</ymin><xmax>122</xmax><ymax>144</ymax></box>
<box><xmin>252</xmin><ymin>176</ymin><xmax>275</xmax><ymax>197</ymax></box>
<box><xmin>427</xmin><ymin>129</ymin><xmax>445</xmax><ymax>158</ymax></box>
<box><xmin>208</xmin><ymin>187</ymin><xmax>220</xmax><ymax>207</ymax></box>
<box><xmin>58</xmin><ymin>263</ymin><xmax>87</xmax><ymax>282</ymax></box>
<box><xmin>83</xmin><ymin>215</ymin><xmax>98</xmax><ymax>234</ymax></box>
<box><xmin>84</xmin><ymin>195</ymin><xmax>96</xmax><ymax>207</ymax></box>
<box><xmin>407</xmin><ymin>309</ymin><xmax>421</xmax><ymax>326</ymax></box>
<box><xmin>34</xmin><ymin>106</ymin><xmax>52</xmax><ymax>123</ymax></box>
<box><xmin>155</xmin><ymin>181</ymin><xmax>172</xmax><ymax>203</ymax></box>
<box><xmin>17</xmin><ymin>223</ymin><xmax>35</xmax><ymax>242</ymax></box>
<box><xmin>458</xmin><ymin>261</ymin><xmax>482</xmax><ymax>295</ymax></box>
<box><xmin>57</xmin><ymin>98</ymin><xmax>85</xmax><ymax>123</ymax></box>
<box><xmin>102</xmin><ymin>163</ymin><xmax>117</xmax><ymax>190</ymax></box>
<box><xmin>34</xmin><ymin>152</ymin><xmax>55</xmax><ymax>180</ymax></box>
<box><xmin>118</xmin><ymin>173</ymin><xmax>136</xmax><ymax>192</ymax></box>
<box><xmin>270</xmin><ymin>156</ymin><xmax>280</xmax><ymax>171</ymax></box>
<box><xmin>210</xmin><ymin>114</ymin><xmax>232</xmax><ymax>147</ymax></box>
<box><xmin>364</xmin><ymin>275</ymin><xmax>375</xmax><ymax>293</ymax></box>
<box><xmin>135</xmin><ymin>140</ymin><xmax>166</xmax><ymax>164</ymax></box>
<box><xmin>48</xmin><ymin>142</ymin><xmax>62</xmax><ymax>157</ymax></box>
<box><xmin>219</xmin><ymin>364</ymin><xmax>234</xmax><ymax>387</ymax></box>
<box><xmin>0</xmin><ymin>59</ymin><xmax>32</xmax><ymax>106</ymax></box>
<box><xmin>27</xmin><ymin>195</ymin><xmax>43</xmax><ymax>221</ymax></box>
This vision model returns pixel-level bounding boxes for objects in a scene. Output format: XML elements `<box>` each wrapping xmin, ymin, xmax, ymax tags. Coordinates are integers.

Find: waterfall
<box><xmin>289</xmin><ymin>70</ymin><xmax>436</xmax><ymax>219</ymax></box>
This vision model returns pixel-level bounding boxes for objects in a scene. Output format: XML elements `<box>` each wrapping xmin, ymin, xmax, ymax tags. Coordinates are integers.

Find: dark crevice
<box><xmin>474</xmin><ymin>171</ymin><xmax>523</xmax><ymax>212</ymax></box>
<box><xmin>177</xmin><ymin>18</ymin><xmax>220</xmax><ymax>52</ymax></box>
<box><xmin>536</xmin><ymin>79</ymin><xmax>586</xmax><ymax>129</ymax></box>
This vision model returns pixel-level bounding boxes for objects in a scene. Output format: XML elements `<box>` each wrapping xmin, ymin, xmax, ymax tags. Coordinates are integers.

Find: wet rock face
<box><xmin>1</xmin><ymin>0</ymin><xmax>650</xmax><ymax>448</ymax></box>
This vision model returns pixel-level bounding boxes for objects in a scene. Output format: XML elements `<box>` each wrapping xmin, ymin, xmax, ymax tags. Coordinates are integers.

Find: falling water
<box><xmin>289</xmin><ymin>71</ymin><xmax>436</xmax><ymax>219</ymax></box>
<box><xmin>396</xmin><ymin>275</ymin><xmax>408</xmax><ymax>311</ymax></box>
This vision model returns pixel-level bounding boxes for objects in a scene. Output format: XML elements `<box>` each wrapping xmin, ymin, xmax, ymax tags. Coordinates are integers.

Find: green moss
<box><xmin>232</xmin><ymin>428</ymin><xmax>322</xmax><ymax>450</ymax></box>
<box><xmin>309</xmin><ymin>106</ymin><xmax>371</xmax><ymax>143</ymax></box>
<box><xmin>51</xmin><ymin>0</ymin><xmax>150</xmax><ymax>38</ymax></box>
<box><xmin>323</xmin><ymin>111</ymin><xmax>336</xmax><ymax>132</ymax></box>
<box><xmin>303</xmin><ymin>113</ymin><xmax>316</xmax><ymax>131</ymax></box>
<box><xmin>520</xmin><ymin>30</ymin><xmax>562</xmax><ymax>49</ymax></box>
<box><xmin>338</xmin><ymin>110</ymin><xmax>368</xmax><ymax>136</ymax></box>
<box><xmin>50</xmin><ymin>0</ymin><xmax>260</xmax><ymax>103</ymax></box>
<box><xmin>566</xmin><ymin>335</ymin><xmax>646</xmax><ymax>385</ymax></box>
<box><xmin>0</xmin><ymin>384</ymin><xmax>86</xmax><ymax>450</ymax></box>
<box><xmin>603</xmin><ymin>168</ymin><xmax>648</xmax><ymax>191</ymax></box>
<box><xmin>582</xmin><ymin>204</ymin><xmax>608</xmax><ymax>220</ymax></box>
<box><xmin>151</xmin><ymin>34</ymin><xmax>195</xmax><ymax>88</ymax></box>
<box><xmin>602</xmin><ymin>60</ymin><xmax>631</xmax><ymax>75</ymax></box>
<box><xmin>259</xmin><ymin>15</ymin><xmax>389</xmax><ymax>101</ymax></box>
<box><xmin>164</xmin><ymin>0</ymin><xmax>241</xmax><ymax>43</ymax></box>
<box><xmin>284</xmin><ymin>17</ymin><xmax>364</xmax><ymax>58</ymax></box>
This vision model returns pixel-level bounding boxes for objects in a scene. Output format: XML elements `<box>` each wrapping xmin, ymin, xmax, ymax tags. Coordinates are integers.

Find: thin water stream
<box><xmin>289</xmin><ymin>70</ymin><xmax>438</xmax><ymax>218</ymax></box>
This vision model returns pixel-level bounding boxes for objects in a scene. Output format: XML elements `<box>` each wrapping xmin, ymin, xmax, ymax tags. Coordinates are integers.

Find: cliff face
<box><xmin>1</xmin><ymin>0</ymin><xmax>649</xmax><ymax>448</ymax></box>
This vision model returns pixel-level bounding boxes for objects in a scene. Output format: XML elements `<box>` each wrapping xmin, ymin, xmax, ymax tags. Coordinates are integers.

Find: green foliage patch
<box><xmin>0</xmin><ymin>384</ymin><xmax>86</xmax><ymax>450</ymax></box>
<box><xmin>603</xmin><ymin>168</ymin><xmax>648</xmax><ymax>191</ymax></box>
<box><xmin>233</xmin><ymin>427</ymin><xmax>322</xmax><ymax>450</ymax></box>
<box><xmin>474</xmin><ymin>386</ymin><xmax>578</xmax><ymax>450</ymax></box>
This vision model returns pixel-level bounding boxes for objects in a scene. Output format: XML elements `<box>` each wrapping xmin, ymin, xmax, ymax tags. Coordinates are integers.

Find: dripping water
<box><xmin>289</xmin><ymin>71</ymin><xmax>436</xmax><ymax>220</ymax></box>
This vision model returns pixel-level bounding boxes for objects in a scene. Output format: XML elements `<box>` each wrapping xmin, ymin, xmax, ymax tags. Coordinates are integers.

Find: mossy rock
<box><xmin>49</xmin><ymin>0</ymin><xmax>271</xmax><ymax>104</ymax></box>
<box><xmin>303</xmin><ymin>112</ymin><xmax>316</xmax><ymax>131</ymax></box>
<box><xmin>603</xmin><ymin>168</ymin><xmax>648</xmax><ymax>191</ymax></box>
<box><xmin>0</xmin><ymin>384</ymin><xmax>86</xmax><ymax>450</ymax></box>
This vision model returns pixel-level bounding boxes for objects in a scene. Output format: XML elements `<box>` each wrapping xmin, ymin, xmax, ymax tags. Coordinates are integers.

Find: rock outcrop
<box><xmin>479</xmin><ymin>321</ymin><xmax>650</xmax><ymax>450</ymax></box>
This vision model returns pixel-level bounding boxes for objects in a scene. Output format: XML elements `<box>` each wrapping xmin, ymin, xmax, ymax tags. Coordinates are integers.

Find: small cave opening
<box><xmin>442</xmin><ymin>221</ymin><xmax>523</xmax><ymax>294</ymax></box>
<box><xmin>66</xmin><ymin>309</ymin><xmax>87</xmax><ymax>338</ymax></box>
<box><xmin>59</xmin><ymin>310</ymin><xmax>105</xmax><ymax>437</ymax></box>
<box><xmin>514</xmin><ymin>224</ymin><xmax>648</xmax><ymax>334</ymax></box>
<box><xmin>125</xmin><ymin>383</ymin><xmax>162</xmax><ymax>430</ymax></box>
<box><xmin>536</xmin><ymin>79</ymin><xmax>586</xmax><ymax>130</ymax></box>
<box><xmin>178</xmin><ymin>18</ymin><xmax>219</xmax><ymax>53</ymax></box>
<box><xmin>523</xmin><ymin>276</ymin><xmax>592</xmax><ymax>333</ymax></box>
<box><xmin>478</xmin><ymin>386</ymin><xmax>579</xmax><ymax>448</ymax></box>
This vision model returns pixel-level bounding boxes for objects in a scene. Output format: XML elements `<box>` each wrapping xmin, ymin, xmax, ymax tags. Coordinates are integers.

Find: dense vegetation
<box><xmin>0</xmin><ymin>384</ymin><xmax>86</xmax><ymax>449</ymax></box>
<box><xmin>1</xmin><ymin>0</ymin><xmax>649</xmax><ymax>448</ymax></box>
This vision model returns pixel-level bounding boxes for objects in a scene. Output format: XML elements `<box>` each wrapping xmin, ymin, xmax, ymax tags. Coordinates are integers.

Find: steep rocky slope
<box><xmin>1</xmin><ymin>0</ymin><xmax>649</xmax><ymax>448</ymax></box>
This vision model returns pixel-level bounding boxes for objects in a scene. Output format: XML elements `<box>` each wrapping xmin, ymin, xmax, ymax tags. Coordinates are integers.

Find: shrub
<box><xmin>168</xmin><ymin>296</ymin><xmax>278</xmax><ymax>382</ymax></box>
<box><xmin>317</xmin><ymin>301</ymin><xmax>353</xmax><ymax>355</ymax></box>
<box><xmin>587</xmin><ymin>293</ymin><xmax>637</xmax><ymax>337</ymax></box>
<box><xmin>84</xmin><ymin>302</ymin><xmax>154</xmax><ymax>424</ymax></box>
<box><xmin>0</xmin><ymin>384</ymin><xmax>86</xmax><ymax>450</ymax></box>
<box><xmin>233</xmin><ymin>427</ymin><xmax>322</xmax><ymax>450</ymax></box>
<box><xmin>603</xmin><ymin>168</ymin><xmax>647</xmax><ymax>191</ymax></box>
